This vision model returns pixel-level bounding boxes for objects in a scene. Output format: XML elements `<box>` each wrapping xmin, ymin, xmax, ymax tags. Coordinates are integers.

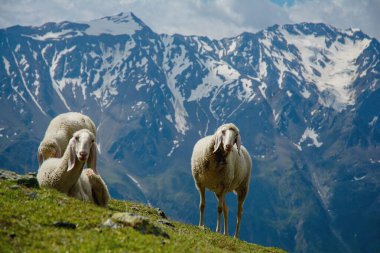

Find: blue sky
<box><xmin>271</xmin><ymin>0</ymin><xmax>296</xmax><ymax>6</ymax></box>
<box><xmin>1</xmin><ymin>0</ymin><xmax>379</xmax><ymax>40</ymax></box>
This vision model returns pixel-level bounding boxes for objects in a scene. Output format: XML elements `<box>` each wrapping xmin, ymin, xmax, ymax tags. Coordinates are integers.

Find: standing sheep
<box><xmin>37</xmin><ymin>129</ymin><xmax>109</xmax><ymax>206</ymax></box>
<box><xmin>38</xmin><ymin>112</ymin><xmax>97</xmax><ymax>173</ymax></box>
<box><xmin>191</xmin><ymin>123</ymin><xmax>252</xmax><ymax>238</ymax></box>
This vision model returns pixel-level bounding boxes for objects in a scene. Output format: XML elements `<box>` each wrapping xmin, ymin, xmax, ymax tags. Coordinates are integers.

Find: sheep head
<box><xmin>213</xmin><ymin>123</ymin><xmax>241</xmax><ymax>156</ymax></box>
<box><xmin>38</xmin><ymin>139</ymin><xmax>61</xmax><ymax>166</ymax></box>
<box><xmin>68</xmin><ymin>129</ymin><xmax>96</xmax><ymax>171</ymax></box>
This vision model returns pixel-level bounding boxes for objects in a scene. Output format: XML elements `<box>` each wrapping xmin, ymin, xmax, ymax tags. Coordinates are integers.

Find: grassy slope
<box><xmin>0</xmin><ymin>180</ymin><xmax>285</xmax><ymax>253</ymax></box>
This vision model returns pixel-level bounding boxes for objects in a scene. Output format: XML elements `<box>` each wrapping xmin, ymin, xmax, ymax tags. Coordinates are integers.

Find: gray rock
<box><xmin>0</xmin><ymin>169</ymin><xmax>39</xmax><ymax>188</ymax></box>
<box><xmin>101</xmin><ymin>218</ymin><xmax>119</xmax><ymax>229</ymax></box>
<box><xmin>112</xmin><ymin>212</ymin><xmax>147</xmax><ymax>227</ymax></box>
<box><xmin>111</xmin><ymin>212</ymin><xmax>170</xmax><ymax>238</ymax></box>
<box><xmin>157</xmin><ymin>219</ymin><xmax>175</xmax><ymax>228</ymax></box>
<box><xmin>0</xmin><ymin>170</ymin><xmax>20</xmax><ymax>180</ymax></box>
<box><xmin>155</xmin><ymin>208</ymin><xmax>167</xmax><ymax>219</ymax></box>
<box><xmin>9</xmin><ymin>184</ymin><xmax>21</xmax><ymax>190</ymax></box>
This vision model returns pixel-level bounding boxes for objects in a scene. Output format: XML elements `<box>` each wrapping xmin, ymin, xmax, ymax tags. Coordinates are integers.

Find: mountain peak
<box><xmin>96</xmin><ymin>12</ymin><xmax>142</xmax><ymax>25</ymax></box>
<box><xmin>2</xmin><ymin>12</ymin><xmax>149</xmax><ymax>40</ymax></box>
<box><xmin>84</xmin><ymin>12</ymin><xmax>147</xmax><ymax>36</ymax></box>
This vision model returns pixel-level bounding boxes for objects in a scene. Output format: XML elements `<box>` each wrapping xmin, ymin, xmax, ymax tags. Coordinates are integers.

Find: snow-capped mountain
<box><xmin>1</xmin><ymin>12</ymin><xmax>380</xmax><ymax>253</ymax></box>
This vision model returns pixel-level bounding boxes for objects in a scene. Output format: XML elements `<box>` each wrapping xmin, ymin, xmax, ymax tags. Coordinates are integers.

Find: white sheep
<box><xmin>38</xmin><ymin>112</ymin><xmax>97</xmax><ymax>173</ymax></box>
<box><xmin>37</xmin><ymin>129</ymin><xmax>109</xmax><ymax>206</ymax></box>
<box><xmin>191</xmin><ymin>123</ymin><xmax>252</xmax><ymax>238</ymax></box>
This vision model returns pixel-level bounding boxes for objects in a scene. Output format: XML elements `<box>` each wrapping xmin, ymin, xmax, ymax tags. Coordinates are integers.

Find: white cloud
<box><xmin>286</xmin><ymin>0</ymin><xmax>380</xmax><ymax>39</ymax></box>
<box><xmin>0</xmin><ymin>0</ymin><xmax>379</xmax><ymax>40</ymax></box>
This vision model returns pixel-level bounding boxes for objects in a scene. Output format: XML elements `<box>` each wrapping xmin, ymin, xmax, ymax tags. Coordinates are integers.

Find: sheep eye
<box><xmin>75</xmin><ymin>136</ymin><xmax>79</xmax><ymax>141</ymax></box>
<box><xmin>91</xmin><ymin>140</ymin><xmax>95</xmax><ymax>143</ymax></box>
<box><xmin>222</xmin><ymin>130</ymin><xmax>226</xmax><ymax>134</ymax></box>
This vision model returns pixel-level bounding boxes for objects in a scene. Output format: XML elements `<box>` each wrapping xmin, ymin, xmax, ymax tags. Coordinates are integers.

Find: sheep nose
<box><xmin>79</xmin><ymin>151</ymin><xmax>87</xmax><ymax>157</ymax></box>
<box><xmin>225</xmin><ymin>144</ymin><xmax>232</xmax><ymax>150</ymax></box>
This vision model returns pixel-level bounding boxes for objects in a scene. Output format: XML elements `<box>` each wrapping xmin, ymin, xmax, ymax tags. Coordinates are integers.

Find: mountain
<box><xmin>1</xmin><ymin>12</ymin><xmax>380</xmax><ymax>253</ymax></box>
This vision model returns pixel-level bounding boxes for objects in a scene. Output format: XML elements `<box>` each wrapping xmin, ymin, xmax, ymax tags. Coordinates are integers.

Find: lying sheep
<box><xmin>37</xmin><ymin>129</ymin><xmax>109</xmax><ymax>206</ymax></box>
<box><xmin>191</xmin><ymin>123</ymin><xmax>252</xmax><ymax>238</ymax></box>
<box><xmin>38</xmin><ymin>112</ymin><xmax>97</xmax><ymax>173</ymax></box>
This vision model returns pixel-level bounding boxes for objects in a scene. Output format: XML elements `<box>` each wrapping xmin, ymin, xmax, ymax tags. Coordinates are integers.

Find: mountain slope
<box><xmin>0</xmin><ymin>12</ymin><xmax>379</xmax><ymax>253</ymax></box>
<box><xmin>0</xmin><ymin>170</ymin><xmax>284</xmax><ymax>253</ymax></box>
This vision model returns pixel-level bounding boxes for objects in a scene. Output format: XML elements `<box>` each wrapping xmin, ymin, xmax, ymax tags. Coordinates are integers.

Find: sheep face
<box><xmin>72</xmin><ymin>129</ymin><xmax>96</xmax><ymax>163</ymax></box>
<box><xmin>213</xmin><ymin>124</ymin><xmax>241</xmax><ymax>155</ymax></box>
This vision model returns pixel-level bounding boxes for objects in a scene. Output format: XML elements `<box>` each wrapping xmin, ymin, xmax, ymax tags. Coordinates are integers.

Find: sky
<box><xmin>0</xmin><ymin>0</ymin><xmax>379</xmax><ymax>40</ymax></box>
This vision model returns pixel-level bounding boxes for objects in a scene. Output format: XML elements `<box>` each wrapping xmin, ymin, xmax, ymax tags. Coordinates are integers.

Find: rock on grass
<box><xmin>110</xmin><ymin>212</ymin><xmax>170</xmax><ymax>238</ymax></box>
<box><xmin>0</xmin><ymin>169</ymin><xmax>39</xmax><ymax>188</ymax></box>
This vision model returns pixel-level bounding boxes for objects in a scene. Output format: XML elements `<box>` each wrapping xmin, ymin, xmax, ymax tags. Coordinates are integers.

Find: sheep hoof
<box><xmin>199</xmin><ymin>225</ymin><xmax>206</xmax><ymax>230</ymax></box>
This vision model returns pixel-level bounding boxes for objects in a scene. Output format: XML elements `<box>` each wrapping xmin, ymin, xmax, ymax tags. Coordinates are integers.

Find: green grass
<box><xmin>0</xmin><ymin>180</ymin><xmax>285</xmax><ymax>253</ymax></box>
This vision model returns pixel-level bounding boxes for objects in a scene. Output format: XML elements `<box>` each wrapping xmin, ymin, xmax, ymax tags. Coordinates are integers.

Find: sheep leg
<box><xmin>215</xmin><ymin>192</ymin><xmax>225</xmax><ymax>233</ymax></box>
<box><xmin>196</xmin><ymin>183</ymin><xmax>206</xmax><ymax>228</ymax></box>
<box><xmin>222</xmin><ymin>197</ymin><xmax>228</xmax><ymax>236</ymax></box>
<box><xmin>234</xmin><ymin>191</ymin><xmax>247</xmax><ymax>238</ymax></box>
<box><xmin>86</xmin><ymin>169</ymin><xmax>110</xmax><ymax>207</ymax></box>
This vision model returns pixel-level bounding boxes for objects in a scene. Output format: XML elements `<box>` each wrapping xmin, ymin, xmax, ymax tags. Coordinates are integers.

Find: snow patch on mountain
<box><xmin>260</xmin><ymin>36</ymin><xmax>298</xmax><ymax>89</ymax></box>
<box><xmin>344</xmin><ymin>28</ymin><xmax>362</xmax><ymax>37</ymax></box>
<box><xmin>258</xmin><ymin>47</ymin><xmax>268</xmax><ymax>80</ymax></box>
<box><xmin>85</xmin><ymin>12</ymin><xmax>143</xmax><ymax>36</ymax></box>
<box><xmin>127</xmin><ymin>174</ymin><xmax>143</xmax><ymax>190</ymax></box>
<box><xmin>27</xmin><ymin>30</ymin><xmax>84</xmax><ymax>41</ymax></box>
<box><xmin>3</xmin><ymin>57</ymin><xmax>11</xmax><ymax>75</ymax></box>
<box><xmin>228</xmin><ymin>41</ymin><xmax>237</xmax><ymax>54</ymax></box>
<box><xmin>259</xmin><ymin>82</ymin><xmax>268</xmax><ymax>99</ymax></box>
<box><xmin>90</xmin><ymin>41</ymin><xmax>136</xmax><ymax>108</ymax></box>
<box><xmin>49</xmin><ymin>46</ymin><xmax>78</xmax><ymax>110</ymax></box>
<box><xmin>162</xmin><ymin>37</ymin><xmax>190</xmax><ymax>134</ymax></box>
<box><xmin>188</xmin><ymin>60</ymin><xmax>240</xmax><ymax>101</ymax></box>
<box><xmin>167</xmin><ymin>139</ymin><xmax>180</xmax><ymax>157</ymax></box>
<box><xmin>282</xmin><ymin>28</ymin><xmax>371</xmax><ymax>111</ymax></box>
<box><xmin>238</xmin><ymin>78</ymin><xmax>255</xmax><ymax>101</ymax></box>
<box><xmin>10</xmin><ymin>51</ymin><xmax>47</xmax><ymax>116</ymax></box>
<box><xmin>300</xmin><ymin>88</ymin><xmax>311</xmax><ymax>99</ymax></box>
<box><xmin>353</xmin><ymin>175</ymin><xmax>366</xmax><ymax>181</ymax></box>
<box><xmin>369</xmin><ymin>116</ymin><xmax>378</xmax><ymax>127</ymax></box>
<box><xmin>126</xmin><ymin>173</ymin><xmax>150</xmax><ymax>204</ymax></box>
<box><xmin>298</xmin><ymin>127</ymin><xmax>323</xmax><ymax>150</ymax></box>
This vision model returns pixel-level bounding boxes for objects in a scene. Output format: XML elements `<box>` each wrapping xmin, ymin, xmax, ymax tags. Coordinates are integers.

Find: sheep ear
<box><xmin>68</xmin><ymin>138</ymin><xmax>76</xmax><ymax>171</ymax></box>
<box><xmin>38</xmin><ymin>151</ymin><xmax>43</xmax><ymax>167</ymax></box>
<box><xmin>87</xmin><ymin>143</ymin><xmax>97</xmax><ymax>174</ymax></box>
<box><xmin>235</xmin><ymin>134</ymin><xmax>241</xmax><ymax>156</ymax></box>
<box><xmin>213</xmin><ymin>131</ymin><xmax>223</xmax><ymax>153</ymax></box>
